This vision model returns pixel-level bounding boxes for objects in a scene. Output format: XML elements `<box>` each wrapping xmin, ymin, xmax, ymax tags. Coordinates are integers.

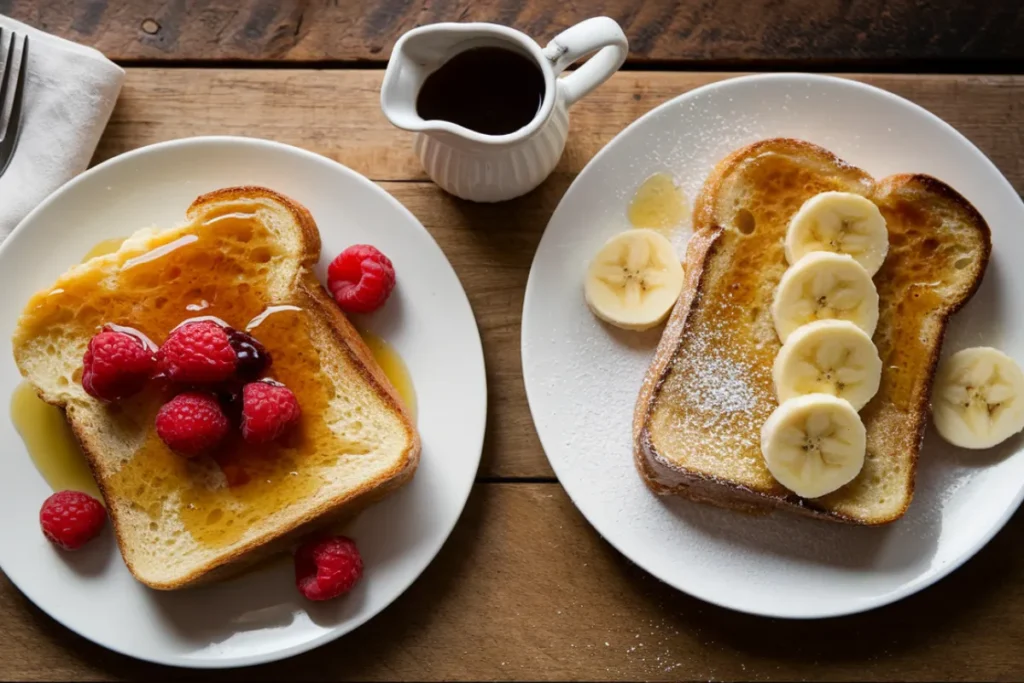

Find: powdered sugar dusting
<box><xmin>683</xmin><ymin>323</ymin><xmax>760</xmax><ymax>416</ymax></box>
<box><xmin>648</xmin><ymin>297</ymin><xmax>776</xmax><ymax>479</ymax></box>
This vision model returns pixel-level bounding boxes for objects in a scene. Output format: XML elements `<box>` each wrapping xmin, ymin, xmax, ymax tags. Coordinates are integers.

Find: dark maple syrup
<box><xmin>13</xmin><ymin>209</ymin><xmax>417</xmax><ymax>550</ymax></box>
<box><xmin>416</xmin><ymin>46</ymin><xmax>545</xmax><ymax>135</ymax></box>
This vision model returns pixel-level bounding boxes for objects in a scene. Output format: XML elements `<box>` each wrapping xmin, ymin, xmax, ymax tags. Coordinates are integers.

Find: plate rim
<box><xmin>0</xmin><ymin>135</ymin><xmax>487</xmax><ymax>667</ymax></box>
<box><xmin>521</xmin><ymin>72</ymin><xmax>1024</xmax><ymax>619</ymax></box>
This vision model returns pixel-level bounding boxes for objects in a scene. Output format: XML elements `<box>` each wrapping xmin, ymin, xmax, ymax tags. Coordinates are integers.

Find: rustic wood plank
<box><xmin>96</xmin><ymin>71</ymin><xmax>1024</xmax><ymax>188</ymax></box>
<box><xmin>91</xmin><ymin>70</ymin><xmax>1024</xmax><ymax>479</ymax></box>
<box><xmin>2</xmin><ymin>483</ymin><xmax>1023</xmax><ymax>680</ymax></box>
<box><xmin>4</xmin><ymin>0</ymin><xmax>1023</xmax><ymax>66</ymax></box>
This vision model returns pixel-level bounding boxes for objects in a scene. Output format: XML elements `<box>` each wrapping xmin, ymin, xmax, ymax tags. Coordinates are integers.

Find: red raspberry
<box><xmin>241</xmin><ymin>380</ymin><xmax>301</xmax><ymax>444</ymax></box>
<box><xmin>327</xmin><ymin>245</ymin><xmax>396</xmax><ymax>314</ymax></box>
<box><xmin>82</xmin><ymin>329</ymin><xmax>156</xmax><ymax>401</ymax></box>
<box><xmin>157</xmin><ymin>320</ymin><xmax>237</xmax><ymax>385</ymax></box>
<box><xmin>294</xmin><ymin>535</ymin><xmax>363</xmax><ymax>601</ymax></box>
<box><xmin>39</xmin><ymin>490</ymin><xmax>106</xmax><ymax>550</ymax></box>
<box><xmin>155</xmin><ymin>392</ymin><xmax>229</xmax><ymax>456</ymax></box>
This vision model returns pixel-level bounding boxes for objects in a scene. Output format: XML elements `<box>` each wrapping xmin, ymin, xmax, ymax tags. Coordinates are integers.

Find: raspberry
<box><xmin>226</xmin><ymin>328</ymin><xmax>271</xmax><ymax>380</ymax></box>
<box><xmin>155</xmin><ymin>392</ymin><xmax>229</xmax><ymax>456</ymax></box>
<box><xmin>40</xmin><ymin>490</ymin><xmax>106</xmax><ymax>550</ymax></box>
<box><xmin>327</xmin><ymin>245</ymin><xmax>396</xmax><ymax>314</ymax></box>
<box><xmin>82</xmin><ymin>329</ymin><xmax>156</xmax><ymax>401</ymax></box>
<box><xmin>158</xmin><ymin>320</ymin><xmax>237</xmax><ymax>385</ymax></box>
<box><xmin>294</xmin><ymin>535</ymin><xmax>363</xmax><ymax>601</ymax></box>
<box><xmin>241</xmin><ymin>380</ymin><xmax>301</xmax><ymax>444</ymax></box>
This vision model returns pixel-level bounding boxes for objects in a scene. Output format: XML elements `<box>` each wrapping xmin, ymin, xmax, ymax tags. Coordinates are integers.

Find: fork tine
<box><xmin>0</xmin><ymin>29</ymin><xmax>14</xmax><ymax>110</ymax></box>
<box><xmin>0</xmin><ymin>35</ymin><xmax>27</xmax><ymax>177</ymax></box>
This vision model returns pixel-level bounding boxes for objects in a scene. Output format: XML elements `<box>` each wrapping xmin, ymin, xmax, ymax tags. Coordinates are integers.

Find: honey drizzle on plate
<box><xmin>81</xmin><ymin>237</ymin><xmax>128</xmax><ymax>260</ymax></box>
<box><xmin>12</xmin><ymin>217</ymin><xmax>415</xmax><ymax>549</ymax></box>
<box><xmin>10</xmin><ymin>382</ymin><xmax>103</xmax><ymax>500</ymax></box>
<box><xmin>359</xmin><ymin>331</ymin><xmax>416</xmax><ymax>420</ymax></box>
<box><xmin>627</xmin><ymin>172</ymin><xmax>687</xmax><ymax>235</ymax></box>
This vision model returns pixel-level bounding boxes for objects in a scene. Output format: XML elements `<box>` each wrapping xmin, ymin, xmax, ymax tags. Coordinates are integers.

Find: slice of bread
<box><xmin>13</xmin><ymin>187</ymin><xmax>420</xmax><ymax>588</ymax></box>
<box><xmin>634</xmin><ymin>139</ymin><xmax>990</xmax><ymax>524</ymax></box>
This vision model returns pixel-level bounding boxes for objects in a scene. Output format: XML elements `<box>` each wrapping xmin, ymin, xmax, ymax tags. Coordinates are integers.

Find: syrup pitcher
<box><xmin>381</xmin><ymin>17</ymin><xmax>628</xmax><ymax>202</ymax></box>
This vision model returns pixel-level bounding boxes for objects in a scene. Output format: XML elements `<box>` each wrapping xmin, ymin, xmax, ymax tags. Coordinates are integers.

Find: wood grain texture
<box><xmin>95</xmin><ymin>70</ymin><xmax>1024</xmax><ymax>187</ymax></box>
<box><xmin>2</xmin><ymin>69</ymin><xmax>1024</xmax><ymax>680</ymax></box>
<box><xmin>92</xmin><ymin>69</ymin><xmax>1024</xmax><ymax>480</ymax></box>
<box><xmin>2</xmin><ymin>483</ymin><xmax>1024</xmax><ymax>680</ymax></box>
<box><xmin>3</xmin><ymin>0</ymin><xmax>1024</xmax><ymax>66</ymax></box>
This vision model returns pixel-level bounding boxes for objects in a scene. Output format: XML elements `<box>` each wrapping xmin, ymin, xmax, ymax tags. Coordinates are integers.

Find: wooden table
<box><xmin>3</xmin><ymin>2</ymin><xmax>1024</xmax><ymax>680</ymax></box>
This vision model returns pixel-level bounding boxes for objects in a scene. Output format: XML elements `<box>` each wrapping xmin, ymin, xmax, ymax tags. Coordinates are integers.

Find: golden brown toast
<box><xmin>634</xmin><ymin>139</ymin><xmax>990</xmax><ymax>524</ymax></box>
<box><xmin>13</xmin><ymin>187</ymin><xmax>420</xmax><ymax>588</ymax></box>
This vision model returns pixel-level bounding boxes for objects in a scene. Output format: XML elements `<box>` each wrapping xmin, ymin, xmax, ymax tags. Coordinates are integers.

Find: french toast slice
<box><xmin>13</xmin><ymin>187</ymin><xmax>420</xmax><ymax>588</ymax></box>
<box><xmin>634</xmin><ymin>139</ymin><xmax>990</xmax><ymax>524</ymax></box>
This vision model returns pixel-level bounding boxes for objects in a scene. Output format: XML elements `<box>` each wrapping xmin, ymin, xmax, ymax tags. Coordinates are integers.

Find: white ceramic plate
<box><xmin>522</xmin><ymin>73</ymin><xmax>1024</xmax><ymax>618</ymax></box>
<box><xmin>0</xmin><ymin>137</ymin><xmax>486</xmax><ymax>666</ymax></box>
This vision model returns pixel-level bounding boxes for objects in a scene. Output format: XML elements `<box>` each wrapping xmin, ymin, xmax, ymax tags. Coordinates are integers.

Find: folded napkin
<box><xmin>0</xmin><ymin>15</ymin><xmax>124</xmax><ymax>238</ymax></box>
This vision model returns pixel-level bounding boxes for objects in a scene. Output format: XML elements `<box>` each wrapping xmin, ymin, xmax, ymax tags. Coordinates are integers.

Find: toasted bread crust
<box><xmin>23</xmin><ymin>187</ymin><xmax>420</xmax><ymax>589</ymax></box>
<box><xmin>634</xmin><ymin>139</ymin><xmax>991</xmax><ymax>525</ymax></box>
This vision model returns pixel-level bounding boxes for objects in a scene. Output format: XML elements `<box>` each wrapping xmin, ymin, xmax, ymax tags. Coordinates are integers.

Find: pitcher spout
<box><xmin>381</xmin><ymin>22</ymin><xmax>554</xmax><ymax>143</ymax></box>
<box><xmin>381</xmin><ymin>24</ymin><xmax>481</xmax><ymax>134</ymax></box>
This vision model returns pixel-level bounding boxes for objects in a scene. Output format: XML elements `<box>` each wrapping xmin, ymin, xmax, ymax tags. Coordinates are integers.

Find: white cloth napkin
<box><xmin>0</xmin><ymin>15</ymin><xmax>124</xmax><ymax>238</ymax></box>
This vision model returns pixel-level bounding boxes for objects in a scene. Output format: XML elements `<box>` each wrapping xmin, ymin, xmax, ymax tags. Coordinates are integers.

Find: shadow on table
<box><xmin>436</xmin><ymin>171</ymin><xmax>574</xmax><ymax>261</ymax></box>
<box><xmin>429</xmin><ymin>172</ymin><xmax>573</xmax><ymax>478</ymax></box>
<box><xmin>592</xmin><ymin>483</ymin><xmax>1024</xmax><ymax>671</ymax></box>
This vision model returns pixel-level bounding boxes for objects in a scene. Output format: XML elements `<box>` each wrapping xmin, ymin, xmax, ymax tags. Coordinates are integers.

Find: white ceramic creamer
<box><xmin>381</xmin><ymin>17</ymin><xmax>628</xmax><ymax>203</ymax></box>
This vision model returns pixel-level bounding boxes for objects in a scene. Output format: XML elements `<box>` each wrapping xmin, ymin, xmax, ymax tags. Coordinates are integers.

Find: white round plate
<box><xmin>522</xmin><ymin>73</ymin><xmax>1024</xmax><ymax>618</ymax></box>
<box><xmin>0</xmin><ymin>137</ymin><xmax>486</xmax><ymax>665</ymax></box>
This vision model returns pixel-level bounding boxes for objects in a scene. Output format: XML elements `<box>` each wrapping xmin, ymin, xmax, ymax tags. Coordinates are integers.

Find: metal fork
<box><xmin>0</xmin><ymin>28</ymin><xmax>28</xmax><ymax>179</ymax></box>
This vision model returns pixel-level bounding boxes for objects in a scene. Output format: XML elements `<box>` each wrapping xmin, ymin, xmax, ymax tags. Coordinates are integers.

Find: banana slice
<box><xmin>771</xmin><ymin>251</ymin><xmax>879</xmax><ymax>343</ymax></box>
<box><xmin>786</xmin><ymin>192</ymin><xmax>889</xmax><ymax>275</ymax></box>
<box><xmin>584</xmin><ymin>229</ymin><xmax>684</xmax><ymax>331</ymax></box>
<box><xmin>773</xmin><ymin>319</ymin><xmax>882</xmax><ymax>410</ymax></box>
<box><xmin>760</xmin><ymin>393</ymin><xmax>866</xmax><ymax>499</ymax></box>
<box><xmin>932</xmin><ymin>347</ymin><xmax>1024</xmax><ymax>449</ymax></box>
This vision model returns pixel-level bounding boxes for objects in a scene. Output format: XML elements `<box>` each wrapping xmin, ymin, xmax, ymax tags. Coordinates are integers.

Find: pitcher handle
<box><xmin>543</xmin><ymin>17</ymin><xmax>628</xmax><ymax>108</ymax></box>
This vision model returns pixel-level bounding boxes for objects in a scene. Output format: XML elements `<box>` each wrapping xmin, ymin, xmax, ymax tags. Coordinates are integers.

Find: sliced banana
<box><xmin>760</xmin><ymin>393</ymin><xmax>866</xmax><ymax>499</ymax></box>
<box><xmin>771</xmin><ymin>251</ymin><xmax>879</xmax><ymax>343</ymax></box>
<box><xmin>786</xmin><ymin>192</ymin><xmax>889</xmax><ymax>275</ymax></box>
<box><xmin>932</xmin><ymin>347</ymin><xmax>1024</xmax><ymax>449</ymax></box>
<box><xmin>584</xmin><ymin>229</ymin><xmax>684</xmax><ymax>331</ymax></box>
<box><xmin>773</xmin><ymin>319</ymin><xmax>882</xmax><ymax>410</ymax></box>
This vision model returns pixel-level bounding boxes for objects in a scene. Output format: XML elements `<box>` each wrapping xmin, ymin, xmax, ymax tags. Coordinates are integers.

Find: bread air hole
<box><xmin>735</xmin><ymin>209</ymin><xmax>756</xmax><ymax>235</ymax></box>
<box><xmin>954</xmin><ymin>257</ymin><xmax>972</xmax><ymax>269</ymax></box>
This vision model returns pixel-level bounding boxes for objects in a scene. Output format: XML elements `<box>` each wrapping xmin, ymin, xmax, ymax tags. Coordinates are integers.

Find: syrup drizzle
<box><xmin>13</xmin><ymin>217</ymin><xmax>416</xmax><ymax>549</ymax></box>
<box><xmin>628</xmin><ymin>172</ymin><xmax>687</xmax><ymax>235</ymax></box>
<box><xmin>10</xmin><ymin>382</ymin><xmax>102</xmax><ymax>501</ymax></box>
